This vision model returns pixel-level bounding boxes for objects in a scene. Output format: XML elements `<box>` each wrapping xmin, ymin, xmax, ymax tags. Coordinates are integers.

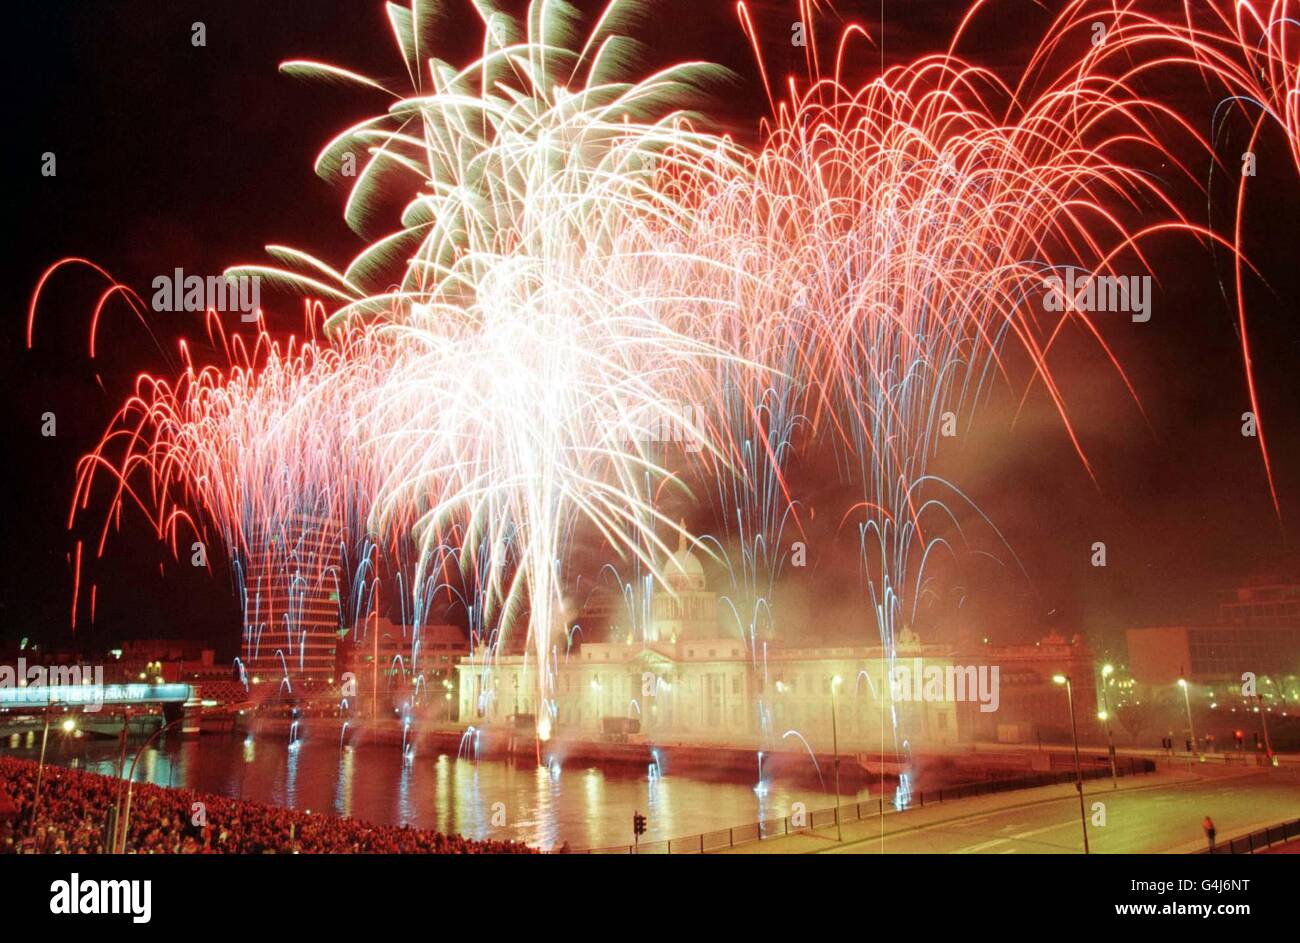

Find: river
<box><xmin>4</xmin><ymin>728</ymin><xmax>886</xmax><ymax>850</ymax></box>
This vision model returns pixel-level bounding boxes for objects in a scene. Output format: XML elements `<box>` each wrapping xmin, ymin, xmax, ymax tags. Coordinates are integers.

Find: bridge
<box><xmin>0</xmin><ymin>683</ymin><xmax>200</xmax><ymax>737</ymax></box>
<box><xmin>0</xmin><ymin>682</ymin><xmax>193</xmax><ymax>710</ymax></box>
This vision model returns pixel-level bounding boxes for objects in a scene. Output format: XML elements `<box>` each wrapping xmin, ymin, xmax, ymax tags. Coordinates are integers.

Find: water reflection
<box><xmin>7</xmin><ymin>734</ymin><xmax>860</xmax><ymax>850</ymax></box>
<box><xmin>335</xmin><ymin>747</ymin><xmax>354</xmax><ymax>820</ymax></box>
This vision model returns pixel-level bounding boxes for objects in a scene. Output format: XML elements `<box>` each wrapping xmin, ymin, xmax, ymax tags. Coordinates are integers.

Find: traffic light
<box><xmin>1234</xmin><ymin>730</ymin><xmax>1244</xmax><ymax>749</ymax></box>
<box><xmin>633</xmin><ymin>811</ymin><xmax>646</xmax><ymax>838</ymax></box>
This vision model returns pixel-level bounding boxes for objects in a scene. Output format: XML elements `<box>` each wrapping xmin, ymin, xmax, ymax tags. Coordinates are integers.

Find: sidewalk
<box><xmin>713</xmin><ymin>768</ymin><xmax>1204</xmax><ymax>854</ymax></box>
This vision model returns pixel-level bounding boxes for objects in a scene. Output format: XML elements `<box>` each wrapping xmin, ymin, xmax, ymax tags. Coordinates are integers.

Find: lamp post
<box><xmin>1178</xmin><ymin>679</ymin><xmax>1200</xmax><ymax>761</ymax></box>
<box><xmin>829</xmin><ymin>675</ymin><xmax>844</xmax><ymax>841</ymax></box>
<box><xmin>31</xmin><ymin>713</ymin><xmax>78</xmax><ymax>825</ymax></box>
<box><xmin>31</xmin><ymin>714</ymin><xmax>52</xmax><ymax>824</ymax></box>
<box><xmin>1098</xmin><ymin>664</ymin><xmax>1118</xmax><ymax>789</ymax></box>
<box><xmin>1255</xmin><ymin>694</ymin><xmax>1275</xmax><ymax>763</ymax></box>
<box><xmin>1053</xmin><ymin>674</ymin><xmax>1090</xmax><ymax>854</ymax></box>
<box><xmin>118</xmin><ymin>716</ymin><xmax>185</xmax><ymax>853</ymax></box>
<box><xmin>112</xmin><ymin>708</ymin><xmax>132</xmax><ymax>839</ymax></box>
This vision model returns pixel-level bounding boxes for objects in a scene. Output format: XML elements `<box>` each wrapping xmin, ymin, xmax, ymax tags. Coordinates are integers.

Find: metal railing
<box><xmin>579</xmin><ymin>755</ymin><xmax>1156</xmax><ymax>854</ymax></box>
<box><xmin>1199</xmin><ymin>818</ymin><xmax>1300</xmax><ymax>854</ymax></box>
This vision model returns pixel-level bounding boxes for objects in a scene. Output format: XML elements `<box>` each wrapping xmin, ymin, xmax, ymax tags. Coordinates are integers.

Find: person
<box><xmin>1202</xmin><ymin>815</ymin><xmax>1216</xmax><ymax>852</ymax></box>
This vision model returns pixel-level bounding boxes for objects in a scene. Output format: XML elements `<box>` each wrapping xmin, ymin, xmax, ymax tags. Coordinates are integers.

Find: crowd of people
<box><xmin>0</xmin><ymin>756</ymin><xmax>536</xmax><ymax>854</ymax></box>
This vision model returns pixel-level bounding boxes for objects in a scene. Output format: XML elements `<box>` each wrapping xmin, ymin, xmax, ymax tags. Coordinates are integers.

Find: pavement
<box><xmin>715</xmin><ymin>766</ymin><xmax>1300</xmax><ymax>854</ymax></box>
<box><xmin>1260</xmin><ymin>839</ymin><xmax>1300</xmax><ymax>854</ymax></box>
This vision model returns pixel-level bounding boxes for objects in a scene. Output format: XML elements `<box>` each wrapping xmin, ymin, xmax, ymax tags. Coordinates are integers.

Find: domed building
<box><xmin>457</xmin><ymin>524</ymin><xmax>961</xmax><ymax>750</ymax></box>
<box><xmin>648</xmin><ymin>530</ymin><xmax>717</xmax><ymax>642</ymax></box>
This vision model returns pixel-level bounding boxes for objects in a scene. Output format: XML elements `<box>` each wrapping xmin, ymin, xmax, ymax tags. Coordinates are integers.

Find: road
<box><xmin>817</xmin><ymin>771</ymin><xmax>1300</xmax><ymax>854</ymax></box>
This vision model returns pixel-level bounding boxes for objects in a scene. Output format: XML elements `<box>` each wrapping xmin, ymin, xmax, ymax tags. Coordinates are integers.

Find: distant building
<box><xmin>570</xmin><ymin>529</ymin><xmax>724</xmax><ymax>645</ymax></box>
<box><xmin>956</xmin><ymin>633</ymin><xmax>1099</xmax><ymax>744</ymax></box>
<box><xmin>648</xmin><ymin>536</ymin><xmax>717</xmax><ymax>642</ymax></box>
<box><xmin>458</xmin><ymin>537</ymin><xmax>959</xmax><ymax>748</ymax></box>
<box><xmin>242</xmin><ymin>514</ymin><xmax>340</xmax><ymax>693</ymax></box>
<box><xmin>1126</xmin><ymin>624</ymin><xmax>1300</xmax><ymax>686</ymax></box>
<box><xmin>110</xmin><ymin>639</ymin><xmax>204</xmax><ymax>681</ymax></box>
<box><xmin>338</xmin><ymin>617</ymin><xmax>469</xmax><ymax>718</ymax></box>
<box><xmin>103</xmin><ymin>641</ymin><xmax>248</xmax><ymax>705</ymax></box>
<box><xmin>1127</xmin><ymin>574</ymin><xmax>1300</xmax><ymax>686</ymax></box>
<box><xmin>1217</xmin><ymin>572</ymin><xmax>1300</xmax><ymax>627</ymax></box>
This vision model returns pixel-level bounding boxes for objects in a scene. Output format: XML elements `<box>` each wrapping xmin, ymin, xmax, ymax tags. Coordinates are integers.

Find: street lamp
<box><xmin>1255</xmin><ymin>694</ymin><xmax>1276</xmax><ymax>764</ymax></box>
<box><xmin>32</xmin><ymin>712</ymin><xmax>55</xmax><ymax>824</ymax></box>
<box><xmin>1177</xmin><ymin>679</ymin><xmax>1200</xmax><ymax>761</ymax></box>
<box><xmin>112</xmin><ymin>708</ymin><xmax>133</xmax><ymax>835</ymax></box>
<box><xmin>830</xmin><ymin>675</ymin><xmax>843</xmax><ymax>842</ymax></box>
<box><xmin>118</xmin><ymin>716</ymin><xmax>185</xmax><ymax>852</ymax></box>
<box><xmin>1053</xmin><ymin>674</ymin><xmax>1090</xmax><ymax>854</ymax></box>
<box><xmin>1098</xmin><ymin>664</ymin><xmax>1118</xmax><ymax>789</ymax></box>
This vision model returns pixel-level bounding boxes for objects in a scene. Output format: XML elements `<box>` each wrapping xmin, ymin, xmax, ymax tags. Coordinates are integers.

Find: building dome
<box><xmin>650</xmin><ymin>526</ymin><xmax>715</xmax><ymax>641</ymax></box>
<box><xmin>664</xmin><ymin>527</ymin><xmax>706</xmax><ymax>592</ymax></box>
<box><xmin>667</xmin><ymin>546</ymin><xmax>704</xmax><ymax>578</ymax></box>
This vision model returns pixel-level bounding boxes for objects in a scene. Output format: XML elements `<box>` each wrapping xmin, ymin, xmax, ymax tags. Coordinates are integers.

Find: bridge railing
<box><xmin>578</xmin><ymin>755</ymin><xmax>1156</xmax><ymax>854</ymax></box>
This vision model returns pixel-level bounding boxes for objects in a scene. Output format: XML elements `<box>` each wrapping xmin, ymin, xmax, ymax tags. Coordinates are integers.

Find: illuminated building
<box><xmin>242</xmin><ymin>513</ymin><xmax>340</xmax><ymax>693</ymax></box>
<box><xmin>458</xmin><ymin>540</ymin><xmax>959</xmax><ymax>748</ymax></box>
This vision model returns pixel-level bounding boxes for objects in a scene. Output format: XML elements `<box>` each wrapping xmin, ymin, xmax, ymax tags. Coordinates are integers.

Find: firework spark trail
<box><xmin>1003</xmin><ymin>0</ymin><xmax>1300</xmax><ymax>517</ymax></box>
<box><xmin>673</xmin><ymin>2</ymin><xmax>1215</xmax><ymax>757</ymax></box>
<box><xmin>234</xmin><ymin>0</ymin><xmax>743</xmax><ymax>327</ymax></box>
<box><xmin>353</xmin><ymin>257</ymin><xmax>741</xmax><ymax>738</ymax></box>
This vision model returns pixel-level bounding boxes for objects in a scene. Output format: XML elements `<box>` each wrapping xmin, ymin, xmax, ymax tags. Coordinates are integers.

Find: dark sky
<box><xmin>4</xmin><ymin>1</ymin><xmax>1297</xmax><ymax>659</ymax></box>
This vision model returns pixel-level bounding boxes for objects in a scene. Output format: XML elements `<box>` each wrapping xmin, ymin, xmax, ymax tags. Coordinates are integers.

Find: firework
<box><xmin>32</xmin><ymin>0</ymin><xmax>1286</xmax><ymax>757</ymax></box>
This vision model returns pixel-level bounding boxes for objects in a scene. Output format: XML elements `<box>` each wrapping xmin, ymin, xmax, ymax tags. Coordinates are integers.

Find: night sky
<box><xmin>4</xmin><ymin>1</ymin><xmax>1298</xmax><ymax>660</ymax></box>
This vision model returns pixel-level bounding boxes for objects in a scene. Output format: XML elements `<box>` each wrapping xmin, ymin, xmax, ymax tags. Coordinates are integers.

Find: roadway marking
<box><xmin>952</xmin><ymin>819</ymin><xmax>1081</xmax><ymax>854</ymax></box>
<box><xmin>1009</xmin><ymin>820</ymin><xmax>1076</xmax><ymax>841</ymax></box>
<box><xmin>956</xmin><ymin>838</ymin><xmax>1009</xmax><ymax>853</ymax></box>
